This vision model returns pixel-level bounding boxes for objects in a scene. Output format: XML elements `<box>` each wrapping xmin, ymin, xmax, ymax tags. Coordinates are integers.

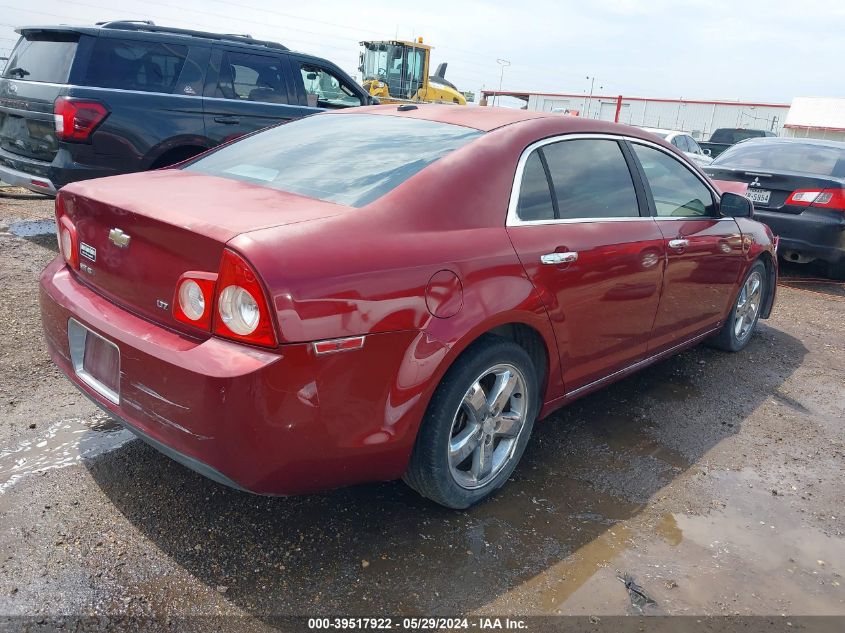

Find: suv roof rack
<box><xmin>96</xmin><ymin>20</ymin><xmax>289</xmax><ymax>51</ymax></box>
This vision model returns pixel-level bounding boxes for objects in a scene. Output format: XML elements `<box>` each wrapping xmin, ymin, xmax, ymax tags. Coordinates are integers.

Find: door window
<box><xmin>515</xmin><ymin>152</ymin><xmax>555</xmax><ymax>221</ymax></box>
<box><xmin>298</xmin><ymin>63</ymin><xmax>362</xmax><ymax>108</ymax></box>
<box><xmin>632</xmin><ymin>144</ymin><xmax>715</xmax><ymax>217</ymax></box>
<box><xmin>216</xmin><ymin>51</ymin><xmax>288</xmax><ymax>103</ymax></box>
<box><xmin>83</xmin><ymin>39</ymin><xmax>187</xmax><ymax>93</ymax></box>
<box><xmin>672</xmin><ymin>135</ymin><xmax>690</xmax><ymax>152</ymax></box>
<box><xmin>542</xmin><ymin>139</ymin><xmax>640</xmax><ymax>219</ymax></box>
<box><xmin>686</xmin><ymin>136</ymin><xmax>704</xmax><ymax>154</ymax></box>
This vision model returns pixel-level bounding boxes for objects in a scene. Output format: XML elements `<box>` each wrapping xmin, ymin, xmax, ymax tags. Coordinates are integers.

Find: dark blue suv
<box><xmin>0</xmin><ymin>21</ymin><xmax>373</xmax><ymax>194</ymax></box>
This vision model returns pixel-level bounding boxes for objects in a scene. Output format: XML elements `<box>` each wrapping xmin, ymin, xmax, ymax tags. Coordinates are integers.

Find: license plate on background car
<box><xmin>67</xmin><ymin>319</ymin><xmax>120</xmax><ymax>404</ymax></box>
<box><xmin>745</xmin><ymin>188</ymin><xmax>771</xmax><ymax>205</ymax></box>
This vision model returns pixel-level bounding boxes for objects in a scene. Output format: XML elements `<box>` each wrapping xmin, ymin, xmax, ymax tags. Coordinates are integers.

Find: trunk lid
<box><xmin>62</xmin><ymin>170</ymin><xmax>347</xmax><ymax>331</ymax></box>
<box><xmin>705</xmin><ymin>166</ymin><xmax>842</xmax><ymax>214</ymax></box>
<box><xmin>0</xmin><ymin>32</ymin><xmax>78</xmax><ymax>162</ymax></box>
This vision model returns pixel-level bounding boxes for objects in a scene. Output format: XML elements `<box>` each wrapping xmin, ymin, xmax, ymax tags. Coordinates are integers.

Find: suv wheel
<box><xmin>404</xmin><ymin>336</ymin><xmax>539</xmax><ymax>509</ymax></box>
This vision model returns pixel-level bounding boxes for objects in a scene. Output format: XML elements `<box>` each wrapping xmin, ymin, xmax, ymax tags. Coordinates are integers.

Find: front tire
<box><xmin>710</xmin><ymin>261</ymin><xmax>766</xmax><ymax>352</ymax></box>
<box><xmin>404</xmin><ymin>336</ymin><xmax>539</xmax><ymax>509</ymax></box>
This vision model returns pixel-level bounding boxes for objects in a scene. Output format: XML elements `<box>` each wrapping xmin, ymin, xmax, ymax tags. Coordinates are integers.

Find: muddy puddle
<box><xmin>5</xmin><ymin>219</ymin><xmax>56</xmax><ymax>238</ymax></box>
<box><xmin>479</xmin><ymin>467</ymin><xmax>844</xmax><ymax>615</ymax></box>
<box><xmin>0</xmin><ymin>414</ymin><xmax>135</xmax><ymax>494</ymax></box>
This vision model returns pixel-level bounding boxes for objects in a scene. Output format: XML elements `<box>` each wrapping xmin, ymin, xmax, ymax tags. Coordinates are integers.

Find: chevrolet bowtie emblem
<box><xmin>108</xmin><ymin>228</ymin><xmax>131</xmax><ymax>248</ymax></box>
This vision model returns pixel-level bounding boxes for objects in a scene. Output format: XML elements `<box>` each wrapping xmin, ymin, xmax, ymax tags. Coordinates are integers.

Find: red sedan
<box><xmin>39</xmin><ymin>105</ymin><xmax>777</xmax><ymax>508</ymax></box>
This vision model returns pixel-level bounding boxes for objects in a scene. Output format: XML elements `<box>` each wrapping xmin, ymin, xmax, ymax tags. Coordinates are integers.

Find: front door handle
<box><xmin>541</xmin><ymin>251</ymin><xmax>579</xmax><ymax>265</ymax></box>
<box><xmin>214</xmin><ymin>116</ymin><xmax>240</xmax><ymax>124</ymax></box>
<box><xmin>668</xmin><ymin>239</ymin><xmax>689</xmax><ymax>250</ymax></box>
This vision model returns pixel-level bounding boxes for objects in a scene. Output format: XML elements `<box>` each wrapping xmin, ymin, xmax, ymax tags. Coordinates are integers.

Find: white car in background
<box><xmin>641</xmin><ymin>127</ymin><xmax>713</xmax><ymax>167</ymax></box>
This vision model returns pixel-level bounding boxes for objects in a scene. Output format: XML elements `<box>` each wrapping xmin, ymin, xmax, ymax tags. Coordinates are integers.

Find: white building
<box><xmin>782</xmin><ymin>97</ymin><xmax>845</xmax><ymax>142</ymax></box>
<box><xmin>481</xmin><ymin>90</ymin><xmax>789</xmax><ymax>140</ymax></box>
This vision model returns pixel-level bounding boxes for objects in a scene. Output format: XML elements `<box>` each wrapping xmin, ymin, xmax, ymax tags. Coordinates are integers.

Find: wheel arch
<box><xmin>145</xmin><ymin>137</ymin><xmax>214</xmax><ymax>170</ymax></box>
<box><xmin>423</xmin><ymin>311</ymin><xmax>561</xmax><ymax>421</ymax></box>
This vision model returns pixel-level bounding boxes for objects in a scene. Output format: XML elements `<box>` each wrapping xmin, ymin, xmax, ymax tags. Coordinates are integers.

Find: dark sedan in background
<box><xmin>705</xmin><ymin>138</ymin><xmax>845</xmax><ymax>279</ymax></box>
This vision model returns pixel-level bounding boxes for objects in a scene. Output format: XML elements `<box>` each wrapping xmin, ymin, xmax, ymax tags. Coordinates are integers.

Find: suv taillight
<box><xmin>54</xmin><ymin>97</ymin><xmax>109</xmax><ymax>142</ymax></box>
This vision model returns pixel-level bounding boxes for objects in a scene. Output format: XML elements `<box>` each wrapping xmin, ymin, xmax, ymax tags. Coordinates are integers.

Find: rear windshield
<box><xmin>184</xmin><ymin>114</ymin><xmax>483</xmax><ymax>207</ymax></box>
<box><xmin>82</xmin><ymin>38</ymin><xmax>188</xmax><ymax>93</ymax></box>
<box><xmin>1</xmin><ymin>33</ymin><xmax>78</xmax><ymax>83</ymax></box>
<box><xmin>713</xmin><ymin>142</ymin><xmax>845</xmax><ymax>177</ymax></box>
<box><xmin>710</xmin><ymin>129</ymin><xmax>769</xmax><ymax>144</ymax></box>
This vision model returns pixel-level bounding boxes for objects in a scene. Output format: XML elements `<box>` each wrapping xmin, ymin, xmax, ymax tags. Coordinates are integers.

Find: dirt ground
<box><xmin>0</xmin><ymin>188</ymin><xmax>843</xmax><ymax>629</ymax></box>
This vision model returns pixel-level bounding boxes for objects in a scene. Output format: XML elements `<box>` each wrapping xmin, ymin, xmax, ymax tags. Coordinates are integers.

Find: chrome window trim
<box><xmin>1</xmin><ymin>82</ymin><xmax>311</xmax><ymax>107</ymax></box>
<box><xmin>506</xmin><ymin>133</ymin><xmax>724</xmax><ymax>227</ymax></box>
<box><xmin>1</xmin><ymin>81</ymin><xmax>205</xmax><ymax>99</ymax></box>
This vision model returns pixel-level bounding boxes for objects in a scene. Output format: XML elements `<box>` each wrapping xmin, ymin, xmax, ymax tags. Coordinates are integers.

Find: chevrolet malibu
<box><xmin>39</xmin><ymin>105</ymin><xmax>777</xmax><ymax>508</ymax></box>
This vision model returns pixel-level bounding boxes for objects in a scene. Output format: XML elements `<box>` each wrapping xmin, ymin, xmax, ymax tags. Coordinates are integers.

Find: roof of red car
<box><xmin>331</xmin><ymin>103</ymin><xmax>558</xmax><ymax>132</ymax></box>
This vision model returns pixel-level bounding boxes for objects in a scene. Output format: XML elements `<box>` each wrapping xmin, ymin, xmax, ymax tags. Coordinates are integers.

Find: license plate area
<box><xmin>67</xmin><ymin>319</ymin><xmax>120</xmax><ymax>404</ymax></box>
<box><xmin>745</xmin><ymin>188</ymin><xmax>771</xmax><ymax>205</ymax></box>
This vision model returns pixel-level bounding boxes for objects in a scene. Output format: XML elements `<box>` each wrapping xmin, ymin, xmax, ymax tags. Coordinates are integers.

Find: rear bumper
<box><xmin>0</xmin><ymin>156</ymin><xmax>57</xmax><ymax>195</ymax></box>
<box><xmin>754</xmin><ymin>209</ymin><xmax>845</xmax><ymax>264</ymax></box>
<box><xmin>0</xmin><ymin>146</ymin><xmax>118</xmax><ymax>193</ymax></box>
<box><xmin>39</xmin><ymin>257</ymin><xmax>436</xmax><ymax>495</ymax></box>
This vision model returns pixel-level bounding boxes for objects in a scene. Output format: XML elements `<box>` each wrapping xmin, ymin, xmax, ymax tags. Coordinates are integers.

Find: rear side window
<box><xmin>83</xmin><ymin>39</ymin><xmax>187</xmax><ymax>93</ymax></box>
<box><xmin>542</xmin><ymin>139</ymin><xmax>640</xmax><ymax>219</ymax></box>
<box><xmin>184</xmin><ymin>114</ymin><xmax>482</xmax><ymax>207</ymax></box>
<box><xmin>216</xmin><ymin>51</ymin><xmax>288</xmax><ymax>103</ymax></box>
<box><xmin>713</xmin><ymin>142</ymin><xmax>845</xmax><ymax>177</ymax></box>
<box><xmin>2</xmin><ymin>34</ymin><xmax>78</xmax><ymax>83</ymax></box>
<box><xmin>633</xmin><ymin>144</ymin><xmax>715</xmax><ymax>217</ymax></box>
<box><xmin>516</xmin><ymin>152</ymin><xmax>555</xmax><ymax>221</ymax></box>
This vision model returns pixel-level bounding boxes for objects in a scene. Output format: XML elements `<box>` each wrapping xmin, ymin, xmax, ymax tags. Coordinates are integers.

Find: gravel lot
<box><xmin>0</xmin><ymin>188</ymin><xmax>843</xmax><ymax>629</ymax></box>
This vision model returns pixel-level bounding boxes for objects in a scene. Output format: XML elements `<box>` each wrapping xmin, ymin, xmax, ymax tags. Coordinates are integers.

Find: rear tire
<box><xmin>710</xmin><ymin>261</ymin><xmax>766</xmax><ymax>352</ymax></box>
<box><xmin>404</xmin><ymin>336</ymin><xmax>540</xmax><ymax>509</ymax></box>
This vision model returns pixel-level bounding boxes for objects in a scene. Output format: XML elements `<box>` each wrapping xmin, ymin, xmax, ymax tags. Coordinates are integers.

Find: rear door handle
<box><xmin>214</xmin><ymin>116</ymin><xmax>240</xmax><ymax>124</ymax></box>
<box><xmin>668</xmin><ymin>239</ymin><xmax>689</xmax><ymax>250</ymax></box>
<box><xmin>541</xmin><ymin>251</ymin><xmax>578</xmax><ymax>265</ymax></box>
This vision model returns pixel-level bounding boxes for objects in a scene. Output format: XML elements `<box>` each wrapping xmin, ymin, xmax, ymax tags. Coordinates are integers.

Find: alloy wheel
<box><xmin>447</xmin><ymin>363</ymin><xmax>529</xmax><ymax>490</ymax></box>
<box><xmin>734</xmin><ymin>270</ymin><xmax>763</xmax><ymax>342</ymax></box>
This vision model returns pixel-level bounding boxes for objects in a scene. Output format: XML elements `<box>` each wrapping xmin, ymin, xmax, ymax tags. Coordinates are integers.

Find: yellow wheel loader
<box><xmin>359</xmin><ymin>38</ymin><xmax>467</xmax><ymax>105</ymax></box>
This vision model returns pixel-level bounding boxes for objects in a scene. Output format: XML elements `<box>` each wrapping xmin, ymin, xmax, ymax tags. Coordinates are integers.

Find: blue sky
<box><xmin>2</xmin><ymin>0</ymin><xmax>843</xmax><ymax>104</ymax></box>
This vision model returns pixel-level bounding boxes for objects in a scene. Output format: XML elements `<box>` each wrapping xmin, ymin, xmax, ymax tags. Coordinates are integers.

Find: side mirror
<box><xmin>370</xmin><ymin>96</ymin><xmax>380</xmax><ymax>105</ymax></box>
<box><xmin>702</xmin><ymin>148</ymin><xmax>712</xmax><ymax>156</ymax></box>
<box><xmin>720</xmin><ymin>192</ymin><xmax>753</xmax><ymax>218</ymax></box>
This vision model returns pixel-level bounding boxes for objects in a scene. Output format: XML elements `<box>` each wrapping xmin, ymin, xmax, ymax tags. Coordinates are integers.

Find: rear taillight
<box><xmin>54</xmin><ymin>97</ymin><xmax>108</xmax><ymax>142</ymax></box>
<box><xmin>173</xmin><ymin>272</ymin><xmax>217</xmax><ymax>331</ymax></box>
<box><xmin>54</xmin><ymin>194</ymin><xmax>79</xmax><ymax>269</ymax></box>
<box><xmin>212</xmin><ymin>249</ymin><xmax>277</xmax><ymax>347</ymax></box>
<box><xmin>786</xmin><ymin>188</ymin><xmax>845</xmax><ymax>210</ymax></box>
<box><xmin>171</xmin><ymin>250</ymin><xmax>277</xmax><ymax>346</ymax></box>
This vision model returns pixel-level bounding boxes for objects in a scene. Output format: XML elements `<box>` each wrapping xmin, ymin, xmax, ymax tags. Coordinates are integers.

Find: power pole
<box><xmin>495</xmin><ymin>59</ymin><xmax>510</xmax><ymax>107</ymax></box>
